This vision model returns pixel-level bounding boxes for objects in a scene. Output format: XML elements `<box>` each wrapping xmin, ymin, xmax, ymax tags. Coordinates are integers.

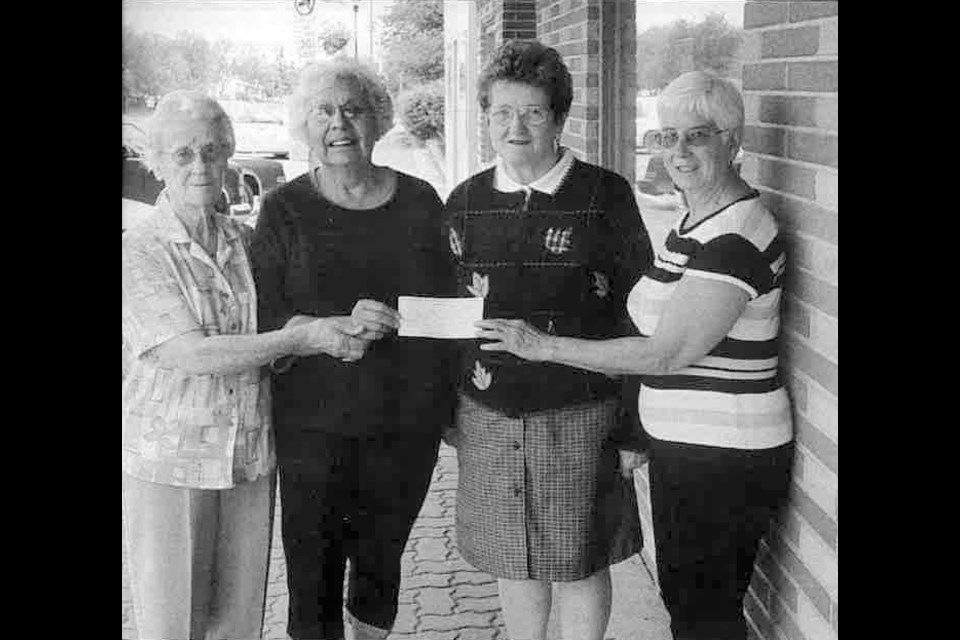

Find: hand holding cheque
<box><xmin>397</xmin><ymin>296</ymin><xmax>484</xmax><ymax>339</ymax></box>
<box><xmin>397</xmin><ymin>297</ymin><xmax>549</xmax><ymax>359</ymax></box>
<box><xmin>347</xmin><ymin>297</ymin><xmax>552</xmax><ymax>360</ymax></box>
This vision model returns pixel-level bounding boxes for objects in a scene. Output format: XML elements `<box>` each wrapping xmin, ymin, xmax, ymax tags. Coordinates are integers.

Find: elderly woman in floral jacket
<box><xmin>121</xmin><ymin>90</ymin><xmax>364</xmax><ymax>639</ymax></box>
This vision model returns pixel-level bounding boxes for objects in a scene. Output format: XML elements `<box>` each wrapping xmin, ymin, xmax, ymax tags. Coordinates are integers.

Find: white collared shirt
<box><xmin>493</xmin><ymin>147</ymin><xmax>576</xmax><ymax>198</ymax></box>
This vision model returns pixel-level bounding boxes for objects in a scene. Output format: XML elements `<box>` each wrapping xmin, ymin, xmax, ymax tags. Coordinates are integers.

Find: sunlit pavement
<box><xmin>123</xmin><ymin>443</ymin><xmax>671</xmax><ymax>640</ymax></box>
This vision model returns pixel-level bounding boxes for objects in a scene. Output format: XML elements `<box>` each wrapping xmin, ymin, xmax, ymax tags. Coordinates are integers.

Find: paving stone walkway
<box><xmin>123</xmin><ymin>443</ymin><xmax>671</xmax><ymax>640</ymax></box>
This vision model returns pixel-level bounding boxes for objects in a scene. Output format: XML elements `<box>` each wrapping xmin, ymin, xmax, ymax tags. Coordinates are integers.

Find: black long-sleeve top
<box><xmin>250</xmin><ymin>170</ymin><xmax>458</xmax><ymax>437</ymax></box>
<box><xmin>443</xmin><ymin>160</ymin><xmax>654</xmax><ymax>418</ymax></box>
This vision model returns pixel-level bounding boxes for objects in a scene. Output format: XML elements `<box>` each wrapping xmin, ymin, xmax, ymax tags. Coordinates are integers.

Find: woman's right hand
<box><xmin>295</xmin><ymin>317</ymin><xmax>369</xmax><ymax>361</ymax></box>
<box><xmin>351</xmin><ymin>299</ymin><xmax>401</xmax><ymax>341</ymax></box>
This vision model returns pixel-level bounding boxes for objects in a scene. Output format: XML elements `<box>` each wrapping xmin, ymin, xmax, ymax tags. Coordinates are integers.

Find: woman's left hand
<box><xmin>474</xmin><ymin>319</ymin><xmax>553</xmax><ymax>362</ymax></box>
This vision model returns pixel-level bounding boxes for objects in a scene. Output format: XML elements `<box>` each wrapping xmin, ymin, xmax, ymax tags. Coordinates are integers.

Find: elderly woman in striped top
<box><xmin>476</xmin><ymin>70</ymin><xmax>795</xmax><ymax>640</ymax></box>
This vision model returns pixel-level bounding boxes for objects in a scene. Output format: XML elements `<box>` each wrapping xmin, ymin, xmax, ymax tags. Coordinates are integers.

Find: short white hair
<box><xmin>287</xmin><ymin>58</ymin><xmax>393</xmax><ymax>146</ymax></box>
<box><xmin>658</xmin><ymin>71</ymin><xmax>744</xmax><ymax>136</ymax></box>
<box><xmin>144</xmin><ymin>90</ymin><xmax>235</xmax><ymax>177</ymax></box>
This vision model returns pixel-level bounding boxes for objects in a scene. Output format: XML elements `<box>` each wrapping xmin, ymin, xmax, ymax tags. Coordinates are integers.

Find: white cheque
<box><xmin>398</xmin><ymin>296</ymin><xmax>484</xmax><ymax>339</ymax></box>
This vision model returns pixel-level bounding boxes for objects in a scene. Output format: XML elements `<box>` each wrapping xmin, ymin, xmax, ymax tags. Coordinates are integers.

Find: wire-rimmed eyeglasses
<box><xmin>488</xmin><ymin>105</ymin><xmax>552</xmax><ymax>127</ymax></box>
<box><xmin>646</xmin><ymin>126</ymin><xmax>731</xmax><ymax>150</ymax></box>
<box><xmin>310</xmin><ymin>103</ymin><xmax>370</xmax><ymax>124</ymax></box>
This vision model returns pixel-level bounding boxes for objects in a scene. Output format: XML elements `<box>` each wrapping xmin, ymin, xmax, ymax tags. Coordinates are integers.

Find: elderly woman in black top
<box><xmin>443</xmin><ymin>40</ymin><xmax>654</xmax><ymax>640</ymax></box>
<box><xmin>249</xmin><ymin>60</ymin><xmax>457</xmax><ymax>640</ymax></box>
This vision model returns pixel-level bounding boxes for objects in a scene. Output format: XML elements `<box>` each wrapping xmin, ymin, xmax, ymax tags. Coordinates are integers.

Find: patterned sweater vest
<box><xmin>443</xmin><ymin>161</ymin><xmax>651</xmax><ymax>416</ymax></box>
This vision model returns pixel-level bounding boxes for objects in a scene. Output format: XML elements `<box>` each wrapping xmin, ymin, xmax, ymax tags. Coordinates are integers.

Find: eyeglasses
<box><xmin>310</xmin><ymin>103</ymin><xmax>370</xmax><ymax>124</ymax></box>
<box><xmin>168</xmin><ymin>142</ymin><xmax>230</xmax><ymax>166</ymax></box>
<box><xmin>647</xmin><ymin>126</ymin><xmax>730</xmax><ymax>150</ymax></box>
<box><xmin>488</xmin><ymin>105</ymin><xmax>552</xmax><ymax>127</ymax></box>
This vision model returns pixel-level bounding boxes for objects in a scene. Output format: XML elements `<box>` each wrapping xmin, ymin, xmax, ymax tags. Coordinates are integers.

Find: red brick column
<box><xmin>538</xmin><ymin>0</ymin><xmax>601</xmax><ymax>163</ymax></box>
<box><xmin>738</xmin><ymin>3</ymin><xmax>839</xmax><ymax>640</ymax></box>
<box><xmin>476</xmin><ymin>0</ymin><xmax>538</xmax><ymax>163</ymax></box>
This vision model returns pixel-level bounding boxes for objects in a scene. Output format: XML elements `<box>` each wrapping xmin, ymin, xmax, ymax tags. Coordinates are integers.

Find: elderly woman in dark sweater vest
<box><xmin>443</xmin><ymin>40</ymin><xmax>654</xmax><ymax>640</ymax></box>
<box><xmin>249</xmin><ymin>59</ymin><xmax>457</xmax><ymax>640</ymax></box>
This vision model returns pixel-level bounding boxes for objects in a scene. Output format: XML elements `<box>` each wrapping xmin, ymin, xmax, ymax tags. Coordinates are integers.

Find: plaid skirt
<box><xmin>454</xmin><ymin>393</ymin><xmax>642</xmax><ymax>581</ymax></box>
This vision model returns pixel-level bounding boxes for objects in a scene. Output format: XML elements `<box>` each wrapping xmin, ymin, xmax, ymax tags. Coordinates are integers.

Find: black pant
<box><xmin>277</xmin><ymin>430</ymin><xmax>440</xmax><ymax>640</ymax></box>
<box><xmin>648</xmin><ymin>438</ymin><xmax>793</xmax><ymax>640</ymax></box>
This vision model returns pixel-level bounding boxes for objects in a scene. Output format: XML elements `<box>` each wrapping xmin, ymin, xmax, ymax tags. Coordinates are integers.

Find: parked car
<box><xmin>122</xmin><ymin>117</ymin><xmax>258</xmax><ymax>229</ymax></box>
<box><xmin>231</xmin><ymin>153</ymin><xmax>285</xmax><ymax>205</ymax></box>
<box><xmin>636</xmin><ymin>153</ymin><xmax>676</xmax><ymax>196</ymax></box>
<box><xmin>222</xmin><ymin>101</ymin><xmax>319</xmax><ymax>224</ymax></box>
<box><xmin>220</xmin><ymin>100</ymin><xmax>293</xmax><ymax>160</ymax></box>
<box><xmin>122</xmin><ymin>119</ymin><xmax>163</xmax><ymax>205</ymax></box>
<box><xmin>635</xmin><ymin>96</ymin><xmax>660</xmax><ymax>153</ymax></box>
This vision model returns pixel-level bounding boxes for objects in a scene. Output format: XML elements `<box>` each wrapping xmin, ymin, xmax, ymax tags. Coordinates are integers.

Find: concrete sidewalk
<box><xmin>122</xmin><ymin>443</ymin><xmax>671</xmax><ymax>640</ymax></box>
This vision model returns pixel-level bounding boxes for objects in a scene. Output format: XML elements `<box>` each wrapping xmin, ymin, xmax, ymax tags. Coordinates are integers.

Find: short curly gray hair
<box><xmin>657</xmin><ymin>71</ymin><xmax>745</xmax><ymax>139</ymax></box>
<box><xmin>143</xmin><ymin>90</ymin><xmax>235</xmax><ymax>177</ymax></box>
<box><xmin>477</xmin><ymin>40</ymin><xmax>572</xmax><ymax>124</ymax></box>
<box><xmin>288</xmin><ymin>58</ymin><xmax>394</xmax><ymax>146</ymax></box>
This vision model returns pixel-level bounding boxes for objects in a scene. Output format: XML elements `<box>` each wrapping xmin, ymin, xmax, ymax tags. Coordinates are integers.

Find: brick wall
<box><xmin>602</xmin><ymin>0</ymin><xmax>638</xmax><ymax>184</ymax></box>
<box><xmin>475</xmin><ymin>0</ymin><xmax>538</xmax><ymax>163</ymax></box>
<box><xmin>537</xmin><ymin>0</ymin><xmax>603</xmax><ymax>163</ymax></box>
<box><xmin>738</xmin><ymin>3</ymin><xmax>838</xmax><ymax>640</ymax></box>
<box><xmin>503</xmin><ymin>0</ymin><xmax>538</xmax><ymax>39</ymax></box>
<box><xmin>477</xmin><ymin>0</ymin><xmax>503</xmax><ymax>164</ymax></box>
<box><xmin>475</xmin><ymin>0</ymin><xmax>631</xmax><ymax>173</ymax></box>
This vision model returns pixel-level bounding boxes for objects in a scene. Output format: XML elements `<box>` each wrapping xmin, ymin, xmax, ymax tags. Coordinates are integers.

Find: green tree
<box><xmin>122</xmin><ymin>27</ymin><xmax>169</xmax><ymax>107</ymax></box>
<box><xmin>229</xmin><ymin>45</ymin><xmax>269</xmax><ymax>100</ymax></box>
<box><xmin>262</xmin><ymin>49</ymin><xmax>299</xmax><ymax>100</ymax></box>
<box><xmin>123</xmin><ymin>28</ymin><xmax>227</xmax><ymax>107</ymax></box>
<box><xmin>211</xmin><ymin>39</ymin><xmax>237</xmax><ymax>96</ymax></box>
<box><xmin>397</xmin><ymin>81</ymin><xmax>444</xmax><ymax>143</ymax></box>
<box><xmin>170</xmin><ymin>31</ymin><xmax>219</xmax><ymax>93</ymax></box>
<box><xmin>379</xmin><ymin>0</ymin><xmax>444</xmax><ymax>93</ymax></box>
<box><xmin>635</xmin><ymin>23</ymin><xmax>672</xmax><ymax>93</ymax></box>
<box><xmin>691</xmin><ymin>13</ymin><xmax>742</xmax><ymax>77</ymax></box>
<box><xmin>636</xmin><ymin>13</ymin><xmax>743</xmax><ymax>92</ymax></box>
<box><xmin>318</xmin><ymin>22</ymin><xmax>351</xmax><ymax>56</ymax></box>
<box><xmin>122</xmin><ymin>28</ymin><xmax>302</xmax><ymax>107</ymax></box>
